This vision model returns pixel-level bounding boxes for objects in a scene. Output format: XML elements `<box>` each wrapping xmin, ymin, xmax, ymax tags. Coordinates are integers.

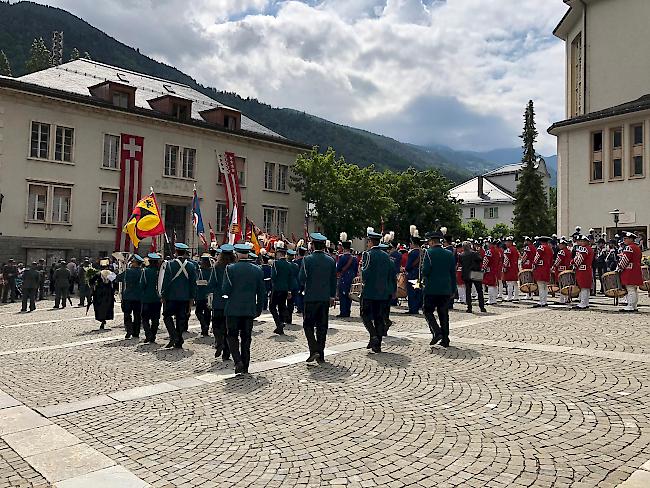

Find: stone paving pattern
<box><xmin>0</xmin><ymin>294</ymin><xmax>649</xmax><ymax>487</ymax></box>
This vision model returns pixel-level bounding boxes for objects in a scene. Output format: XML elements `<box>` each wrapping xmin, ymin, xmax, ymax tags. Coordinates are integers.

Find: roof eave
<box><xmin>553</xmin><ymin>1</ymin><xmax>581</xmax><ymax>40</ymax></box>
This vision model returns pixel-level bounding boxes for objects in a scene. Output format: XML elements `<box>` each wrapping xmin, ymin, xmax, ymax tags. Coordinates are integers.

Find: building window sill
<box><xmin>629</xmin><ymin>175</ymin><xmax>645</xmax><ymax>180</ymax></box>
<box><xmin>98</xmin><ymin>224</ymin><xmax>117</xmax><ymax>229</ymax></box>
<box><xmin>51</xmin><ymin>222</ymin><xmax>72</xmax><ymax>226</ymax></box>
<box><xmin>589</xmin><ymin>180</ymin><xmax>604</xmax><ymax>184</ymax></box>
<box><xmin>25</xmin><ymin>221</ymin><xmax>72</xmax><ymax>226</ymax></box>
<box><xmin>263</xmin><ymin>188</ymin><xmax>290</xmax><ymax>194</ymax></box>
<box><xmin>25</xmin><ymin>220</ymin><xmax>46</xmax><ymax>225</ymax></box>
<box><xmin>608</xmin><ymin>178</ymin><xmax>624</xmax><ymax>182</ymax></box>
<box><xmin>26</xmin><ymin>157</ymin><xmax>75</xmax><ymax>166</ymax></box>
<box><xmin>101</xmin><ymin>166</ymin><xmax>121</xmax><ymax>172</ymax></box>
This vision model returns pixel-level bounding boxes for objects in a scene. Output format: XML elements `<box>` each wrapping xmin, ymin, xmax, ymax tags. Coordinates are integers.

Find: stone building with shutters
<box><xmin>0</xmin><ymin>59</ymin><xmax>309</xmax><ymax>264</ymax></box>
<box><xmin>549</xmin><ymin>0</ymin><xmax>650</xmax><ymax>245</ymax></box>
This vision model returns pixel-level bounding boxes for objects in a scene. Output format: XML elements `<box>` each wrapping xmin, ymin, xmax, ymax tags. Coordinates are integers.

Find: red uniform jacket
<box><xmin>495</xmin><ymin>247</ymin><xmax>504</xmax><ymax>280</ymax></box>
<box><xmin>552</xmin><ymin>248</ymin><xmax>573</xmax><ymax>281</ymax></box>
<box><xmin>522</xmin><ymin>244</ymin><xmax>536</xmax><ymax>269</ymax></box>
<box><xmin>618</xmin><ymin>243</ymin><xmax>643</xmax><ymax>286</ymax></box>
<box><xmin>502</xmin><ymin>245</ymin><xmax>520</xmax><ymax>282</ymax></box>
<box><xmin>481</xmin><ymin>247</ymin><xmax>500</xmax><ymax>286</ymax></box>
<box><xmin>455</xmin><ymin>251</ymin><xmax>464</xmax><ymax>286</ymax></box>
<box><xmin>573</xmin><ymin>245</ymin><xmax>594</xmax><ymax>289</ymax></box>
<box><xmin>533</xmin><ymin>243</ymin><xmax>554</xmax><ymax>282</ymax></box>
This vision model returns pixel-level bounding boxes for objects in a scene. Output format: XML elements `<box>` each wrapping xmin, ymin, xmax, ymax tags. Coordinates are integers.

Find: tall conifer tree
<box><xmin>0</xmin><ymin>50</ymin><xmax>11</xmax><ymax>76</ymax></box>
<box><xmin>513</xmin><ymin>100</ymin><xmax>553</xmax><ymax>239</ymax></box>
<box><xmin>25</xmin><ymin>38</ymin><xmax>51</xmax><ymax>74</ymax></box>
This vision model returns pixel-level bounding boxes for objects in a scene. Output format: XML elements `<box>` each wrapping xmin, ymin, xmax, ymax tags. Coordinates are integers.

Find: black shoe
<box><xmin>99</xmin><ymin>323</ymin><xmax>105</xmax><ymax>330</ymax></box>
<box><xmin>164</xmin><ymin>341</ymin><xmax>174</xmax><ymax>349</ymax></box>
<box><xmin>366</xmin><ymin>341</ymin><xmax>372</xmax><ymax>349</ymax></box>
<box><xmin>125</xmin><ymin>333</ymin><xmax>132</xmax><ymax>340</ymax></box>
<box><xmin>222</xmin><ymin>355</ymin><xmax>231</xmax><ymax>361</ymax></box>
<box><xmin>440</xmin><ymin>341</ymin><xmax>450</xmax><ymax>348</ymax></box>
<box><xmin>173</xmin><ymin>343</ymin><xmax>183</xmax><ymax>349</ymax></box>
<box><xmin>214</xmin><ymin>344</ymin><xmax>223</xmax><ymax>357</ymax></box>
<box><xmin>201</xmin><ymin>332</ymin><xmax>209</xmax><ymax>337</ymax></box>
<box><xmin>480</xmin><ymin>308</ymin><xmax>487</xmax><ymax>313</ymax></box>
<box><xmin>466</xmin><ymin>309</ymin><xmax>473</xmax><ymax>314</ymax></box>
<box><xmin>306</xmin><ymin>352</ymin><xmax>319</xmax><ymax>364</ymax></box>
<box><xmin>53</xmin><ymin>306</ymin><xmax>59</xmax><ymax>309</ymax></box>
<box><xmin>234</xmin><ymin>362</ymin><xmax>246</xmax><ymax>374</ymax></box>
<box><xmin>371</xmin><ymin>344</ymin><xmax>382</xmax><ymax>353</ymax></box>
<box><xmin>20</xmin><ymin>309</ymin><xmax>27</xmax><ymax>313</ymax></box>
<box><xmin>430</xmin><ymin>334</ymin><xmax>441</xmax><ymax>346</ymax></box>
<box><xmin>316</xmin><ymin>356</ymin><xmax>326</xmax><ymax>364</ymax></box>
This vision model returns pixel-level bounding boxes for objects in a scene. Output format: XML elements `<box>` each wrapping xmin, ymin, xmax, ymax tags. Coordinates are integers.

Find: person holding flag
<box><xmin>122</xmin><ymin>190</ymin><xmax>166</xmax><ymax>250</ymax></box>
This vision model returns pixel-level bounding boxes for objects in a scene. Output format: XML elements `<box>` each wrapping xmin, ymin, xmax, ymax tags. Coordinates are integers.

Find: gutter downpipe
<box><xmin>580</xmin><ymin>0</ymin><xmax>587</xmax><ymax>114</ymax></box>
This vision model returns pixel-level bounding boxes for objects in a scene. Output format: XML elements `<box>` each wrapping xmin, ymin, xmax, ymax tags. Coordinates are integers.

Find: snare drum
<box><xmin>397</xmin><ymin>272</ymin><xmax>408</xmax><ymax>299</ymax></box>
<box><xmin>602</xmin><ymin>271</ymin><xmax>627</xmax><ymax>298</ymax></box>
<box><xmin>640</xmin><ymin>266</ymin><xmax>650</xmax><ymax>292</ymax></box>
<box><xmin>558</xmin><ymin>270</ymin><xmax>580</xmax><ymax>298</ymax></box>
<box><xmin>350</xmin><ymin>277</ymin><xmax>363</xmax><ymax>303</ymax></box>
<box><xmin>548</xmin><ymin>272</ymin><xmax>560</xmax><ymax>294</ymax></box>
<box><xmin>518</xmin><ymin>269</ymin><xmax>538</xmax><ymax>294</ymax></box>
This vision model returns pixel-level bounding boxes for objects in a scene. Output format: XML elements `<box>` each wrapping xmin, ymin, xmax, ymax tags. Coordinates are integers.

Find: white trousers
<box><xmin>625</xmin><ymin>286</ymin><xmax>638</xmax><ymax>311</ymax></box>
<box><xmin>506</xmin><ymin>281</ymin><xmax>519</xmax><ymax>301</ymax></box>
<box><xmin>538</xmin><ymin>281</ymin><xmax>548</xmax><ymax>306</ymax></box>
<box><xmin>487</xmin><ymin>286</ymin><xmax>498</xmax><ymax>305</ymax></box>
<box><xmin>497</xmin><ymin>280</ymin><xmax>503</xmax><ymax>298</ymax></box>
<box><xmin>578</xmin><ymin>288</ymin><xmax>590</xmax><ymax>308</ymax></box>
<box><xmin>559</xmin><ymin>293</ymin><xmax>567</xmax><ymax>304</ymax></box>
<box><xmin>457</xmin><ymin>285</ymin><xmax>466</xmax><ymax>303</ymax></box>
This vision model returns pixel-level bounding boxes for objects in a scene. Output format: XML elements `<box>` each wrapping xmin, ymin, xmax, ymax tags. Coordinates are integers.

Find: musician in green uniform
<box><xmin>299</xmin><ymin>233</ymin><xmax>337</xmax><ymax>364</ymax></box>
<box><xmin>116</xmin><ymin>254</ymin><xmax>144</xmax><ymax>340</ymax></box>
<box><xmin>212</xmin><ymin>245</ymin><xmax>235</xmax><ymax>360</ymax></box>
<box><xmin>270</xmin><ymin>242</ymin><xmax>292</xmax><ymax>335</ymax></box>
<box><xmin>285</xmin><ymin>249</ymin><xmax>300</xmax><ymax>325</ymax></box>
<box><xmin>361</xmin><ymin>229</ymin><xmax>397</xmax><ymax>353</ymax></box>
<box><xmin>222</xmin><ymin>243</ymin><xmax>266</xmax><ymax>374</ymax></box>
<box><xmin>160</xmin><ymin>243</ymin><xmax>197</xmax><ymax>349</ymax></box>
<box><xmin>195</xmin><ymin>253</ymin><xmax>217</xmax><ymax>337</ymax></box>
<box><xmin>140</xmin><ymin>253</ymin><xmax>162</xmax><ymax>344</ymax></box>
<box><xmin>421</xmin><ymin>231</ymin><xmax>457</xmax><ymax>348</ymax></box>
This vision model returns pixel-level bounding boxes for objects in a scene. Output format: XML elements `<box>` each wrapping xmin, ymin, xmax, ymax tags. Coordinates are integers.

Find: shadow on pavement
<box><xmin>368</xmin><ymin>351</ymin><xmax>412</xmax><ymax>368</ymax></box>
<box><xmin>154</xmin><ymin>348</ymin><xmax>195</xmax><ymax>362</ymax></box>
<box><xmin>222</xmin><ymin>374</ymin><xmax>270</xmax><ymax>394</ymax></box>
<box><xmin>306</xmin><ymin>361</ymin><xmax>352</xmax><ymax>383</ymax></box>
<box><xmin>429</xmin><ymin>345</ymin><xmax>482</xmax><ymax>360</ymax></box>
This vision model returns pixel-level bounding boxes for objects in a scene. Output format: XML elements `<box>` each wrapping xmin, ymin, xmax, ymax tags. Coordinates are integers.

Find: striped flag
<box><xmin>115</xmin><ymin>134</ymin><xmax>144</xmax><ymax>251</ymax></box>
<box><xmin>192</xmin><ymin>187</ymin><xmax>208</xmax><ymax>250</ymax></box>
<box><xmin>218</xmin><ymin>151</ymin><xmax>243</xmax><ymax>244</ymax></box>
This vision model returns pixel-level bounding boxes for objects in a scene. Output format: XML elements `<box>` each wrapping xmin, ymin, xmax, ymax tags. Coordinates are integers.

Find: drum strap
<box><xmin>172</xmin><ymin>259</ymin><xmax>189</xmax><ymax>282</ymax></box>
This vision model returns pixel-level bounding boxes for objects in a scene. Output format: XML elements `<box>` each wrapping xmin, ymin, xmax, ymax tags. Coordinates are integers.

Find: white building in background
<box><xmin>549</xmin><ymin>0</ymin><xmax>650</xmax><ymax>244</ymax></box>
<box><xmin>0</xmin><ymin>59</ymin><xmax>309</xmax><ymax>264</ymax></box>
<box><xmin>449</xmin><ymin>159</ymin><xmax>551</xmax><ymax>229</ymax></box>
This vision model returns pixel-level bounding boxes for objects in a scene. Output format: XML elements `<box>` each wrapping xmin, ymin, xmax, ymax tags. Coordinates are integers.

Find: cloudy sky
<box><xmin>33</xmin><ymin>0</ymin><xmax>568</xmax><ymax>154</ymax></box>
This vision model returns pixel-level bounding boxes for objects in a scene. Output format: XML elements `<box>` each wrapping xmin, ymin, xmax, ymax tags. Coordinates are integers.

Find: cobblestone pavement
<box><xmin>0</xmin><ymin>293</ymin><xmax>649</xmax><ymax>487</ymax></box>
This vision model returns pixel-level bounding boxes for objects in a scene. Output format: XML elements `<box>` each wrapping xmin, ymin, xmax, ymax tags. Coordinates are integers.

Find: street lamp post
<box><xmin>609</xmin><ymin>209</ymin><xmax>622</xmax><ymax>238</ymax></box>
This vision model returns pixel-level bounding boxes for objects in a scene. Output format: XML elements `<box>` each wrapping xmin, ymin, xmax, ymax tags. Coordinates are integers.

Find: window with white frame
<box><xmin>264</xmin><ymin>162</ymin><xmax>275</xmax><ymax>190</ymax></box>
<box><xmin>469</xmin><ymin>207</ymin><xmax>476</xmax><ymax>219</ymax></box>
<box><xmin>591</xmin><ymin>131</ymin><xmax>603</xmax><ymax>181</ymax></box>
<box><xmin>103</xmin><ymin>134</ymin><xmax>120</xmax><ymax>169</ymax></box>
<box><xmin>100</xmin><ymin>191</ymin><xmax>118</xmax><ymax>226</ymax></box>
<box><xmin>631</xmin><ymin>123</ymin><xmax>644</xmax><ymax>177</ymax></box>
<box><xmin>216</xmin><ymin>202</ymin><xmax>228</xmax><ymax>232</ymax></box>
<box><xmin>610</xmin><ymin>127</ymin><xmax>623</xmax><ymax>179</ymax></box>
<box><xmin>277</xmin><ymin>164</ymin><xmax>289</xmax><ymax>192</ymax></box>
<box><xmin>181</xmin><ymin>147</ymin><xmax>196</xmax><ymax>179</ymax></box>
<box><xmin>262</xmin><ymin>207</ymin><xmax>288</xmax><ymax>235</ymax></box>
<box><xmin>51</xmin><ymin>187</ymin><xmax>71</xmax><ymax>223</ymax></box>
<box><xmin>276</xmin><ymin>209</ymin><xmax>288</xmax><ymax>236</ymax></box>
<box><xmin>27</xmin><ymin>184</ymin><xmax>48</xmax><ymax>221</ymax></box>
<box><xmin>54</xmin><ymin>126</ymin><xmax>74</xmax><ymax>162</ymax></box>
<box><xmin>484</xmin><ymin>207</ymin><xmax>498</xmax><ymax>219</ymax></box>
<box><xmin>571</xmin><ymin>33</ymin><xmax>582</xmax><ymax>117</ymax></box>
<box><xmin>30</xmin><ymin>122</ymin><xmax>50</xmax><ymax>159</ymax></box>
<box><xmin>164</xmin><ymin>144</ymin><xmax>179</xmax><ymax>176</ymax></box>
<box><xmin>263</xmin><ymin>207</ymin><xmax>275</xmax><ymax>234</ymax></box>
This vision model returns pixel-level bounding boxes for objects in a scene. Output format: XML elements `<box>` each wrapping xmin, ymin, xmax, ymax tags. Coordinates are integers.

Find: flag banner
<box><xmin>218</xmin><ymin>151</ymin><xmax>243</xmax><ymax>244</ymax></box>
<box><xmin>209</xmin><ymin>222</ymin><xmax>216</xmax><ymax>245</ymax></box>
<box><xmin>123</xmin><ymin>191</ymin><xmax>165</xmax><ymax>249</ymax></box>
<box><xmin>115</xmin><ymin>134</ymin><xmax>144</xmax><ymax>251</ymax></box>
<box><xmin>192</xmin><ymin>188</ymin><xmax>208</xmax><ymax>250</ymax></box>
<box><xmin>246</xmin><ymin>218</ymin><xmax>261</xmax><ymax>254</ymax></box>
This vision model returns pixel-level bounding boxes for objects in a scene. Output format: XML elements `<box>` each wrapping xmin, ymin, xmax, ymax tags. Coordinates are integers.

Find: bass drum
<box><xmin>397</xmin><ymin>273</ymin><xmax>408</xmax><ymax>299</ymax></box>
<box><xmin>350</xmin><ymin>277</ymin><xmax>363</xmax><ymax>303</ymax></box>
<box><xmin>639</xmin><ymin>266</ymin><xmax>650</xmax><ymax>292</ymax></box>
<box><xmin>602</xmin><ymin>271</ymin><xmax>627</xmax><ymax>298</ymax></box>
<box><xmin>558</xmin><ymin>270</ymin><xmax>579</xmax><ymax>298</ymax></box>
<box><xmin>548</xmin><ymin>272</ymin><xmax>560</xmax><ymax>294</ymax></box>
<box><xmin>518</xmin><ymin>269</ymin><xmax>538</xmax><ymax>294</ymax></box>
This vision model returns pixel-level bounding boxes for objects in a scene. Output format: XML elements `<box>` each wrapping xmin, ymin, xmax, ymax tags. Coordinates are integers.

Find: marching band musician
<box><xmin>481</xmin><ymin>238</ymin><xmax>500</xmax><ymax>305</ymax></box>
<box><xmin>294</xmin><ymin>243</ymin><xmax>307</xmax><ymax>315</ymax></box>
<box><xmin>521</xmin><ymin>236</ymin><xmax>536</xmax><ymax>270</ymax></box>
<box><xmin>140</xmin><ymin>253</ymin><xmax>162</xmax><ymax>344</ymax></box>
<box><xmin>212</xmin><ymin>244</ymin><xmax>235</xmax><ymax>361</ymax></box>
<box><xmin>405</xmin><ymin>225</ymin><xmax>422</xmax><ymax>314</ymax></box>
<box><xmin>285</xmin><ymin>249</ymin><xmax>300</xmax><ymax>325</ymax></box>
<box><xmin>454</xmin><ymin>242</ymin><xmax>466</xmax><ymax>305</ymax></box>
<box><xmin>116</xmin><ymin>254</ymin><xmax>144</xmax><ymax>340</ymax></box>
<box><xmin>270</xmin><ymin>241</ymin><xmax>292</xmax><ymax>335</ymax></box>
<box><xmin>572</xmin><ymin>235</ymin><xmax>594</xmax><ymax>310</ymax></box>
<box><xmin>532</xmin><ymin>236</ymin><xmax>553</xmax><ymax>308</ymax></box>
<box><xmin>336</xmin><ymin>232</ymin><xmax>358</xmax><ymax>318</ymax></box>
<box><xmin>617</xmin><ymin>232</ymin><xmax>643</xmax><ymax>313</ymax></box>
<box><xmin>551</xmin><ymin>238</ymin><xmax>572</xmax><ymax>305</ymax></box>
<box><xmin>502</xmin><ymin>236</ymin><xmax>520</xmax><ymax>302</ymax></box>
<box><xmin>495</xmin><ymin>238</ymin><xmax>505</xmax><ymax>301</ymax></box>
<box><xmin>360</xmin><ymin>228</ymin><xmax>396</xmax><ymax>353</ymax></box>
<box><xmin>195</xmin><ymin>253</ymin><xmax>217</xmax><ymax>337</ymax></box>
<box><xmin>389</xmin><ymin>237</ymin><xmax>403</xmax><ymax>307</ymax></box>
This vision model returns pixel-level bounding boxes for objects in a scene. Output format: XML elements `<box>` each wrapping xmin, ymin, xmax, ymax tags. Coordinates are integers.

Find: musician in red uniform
<box><xmin>502</xmin><ymin>236</ymin><xmax>520</xmax><ymax>301</ymax></box>
<box><xmin>551</xmin><ymin>238</ymin><xmax>573</xmax><ymax>304</ymax></box>
<box><xmin>454</xmin><ymin>242</ymin><xmax>466</xmax><ymax>305</ymax></box>
<box><xmin>481</xmin><ymin>239</ymin><xmax>500</xmax><ymax>305</ymax></box>
<box><xmin>495</xmin><ymin>241</ymin><xmax>504</xmax><ymax>300</ymax></box>
<box><xmin>617</xmin><ymin>232</ymin><xmax>643</xmax><ymax>312</ymax></box>
<box><xmin>532</xmin><ymin>236</ymin><xmax>554</xmax><ymax>307</ymax></box>
<box><xmin>521</xmin><ymin>236</ymin><xmax>536</xmax><ymax>270</ymax></box>
<box><xmin>572</xmin><ymin>235</ymin><xmax>594</xmax><ymax>309</ymax></box>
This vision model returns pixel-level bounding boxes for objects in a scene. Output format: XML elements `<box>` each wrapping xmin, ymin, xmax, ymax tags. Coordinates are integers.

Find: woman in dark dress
<box><xmin>89</xmin><ymin>259</ymin><xmax>116</xmax><ymax>330</ymax></box>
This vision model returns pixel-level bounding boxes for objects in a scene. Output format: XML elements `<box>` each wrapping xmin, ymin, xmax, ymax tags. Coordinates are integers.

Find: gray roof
<box><xmin>18</xmin><ymin>59</ymin><xmax>282</xmax><ymax>139</ymax></box>
<box><xmin>484</xmin><ymin>163</ymin><xmax>525</xmax><ymax>176</ymax></box>
<box><xmin>449</xmin><ymin>176</ymin><xmax>515</xmax><ymax>205</ymax></box>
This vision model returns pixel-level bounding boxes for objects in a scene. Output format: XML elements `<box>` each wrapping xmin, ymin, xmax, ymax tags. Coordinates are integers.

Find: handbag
<box><xmin>469</xmin><ymin>271</ymin><xmax>484</xmax><ymax>282</ymax></box>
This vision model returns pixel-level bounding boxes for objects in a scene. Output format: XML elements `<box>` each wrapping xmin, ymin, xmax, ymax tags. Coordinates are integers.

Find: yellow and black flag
<box><xmin>123</xmin><ymin>192</ymin><xmax>165</xmax><ymax>248</ymax></box>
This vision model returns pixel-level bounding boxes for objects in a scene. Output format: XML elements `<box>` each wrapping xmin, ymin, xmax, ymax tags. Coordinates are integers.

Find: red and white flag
<box><xmin>115</xmin><ymin>134</ymin><xmax>144</xmax><ymax>252</ymax></box>
<box><xmin>218</xmin><ymin>151</ymin><xmax>243</xmax><ymax>244</ymax></box>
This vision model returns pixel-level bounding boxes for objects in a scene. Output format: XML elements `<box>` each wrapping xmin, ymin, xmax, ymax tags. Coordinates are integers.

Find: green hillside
<box><xmin>0</xmin><ymin>0</ymin><xmax>501</xmax><ymax>182</ymax></box>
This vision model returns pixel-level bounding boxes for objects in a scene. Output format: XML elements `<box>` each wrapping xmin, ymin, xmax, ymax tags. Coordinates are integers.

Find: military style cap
<box><xmin>624</xmin><ymin>232</ymin><xmax>637</xmax><ymax>239</ymax></box>
<box><xmin>367</xmin><ymin>229</ymin><xmax>382</xmax><ymax>239</ymax></box>
<box><xmin>248</xmin><ymin>252</ymin><xmax>258</xmax><ymax>259</ymax></box>
<box><xmin>200</xmin><ymin>253</ymin><xmax>212</xmax><ymax>259</ymax></box>
<box><xmin>220</xmin><ymin>244</ymin><xmax>235</xmax><ymax>254</ymax></box>
<box><xmin>310</xmin><ymin>232</ymin><xmax>327</xmax><ymax>242</ymax></box>
<box><xmin>425</xmin><ymin>231</ymin><xmax>444</xmax><ymax>240</ymax></box>
<box><xmin>174</xmin><ymin>243</ymin><xmax>190</xmax><ymax>250</ymax></box>
<box><xmin>377</xmin><ymin>243</ymin><xmax>389</xmax><ymax>249</ymax></box>
<box><xmin>147</xmin><ymin>253</ymin><xmax>162</xmax><ymax>260</ymax></box>
<box><xmin>287</xmin><ymin>249</ymin><xmax>297</xmax><ymax>256</ymax></box>
<box><xmin>234</xmin><ymin>243</ymin><xmax>253</xmax><ymax>254</ymax></box>
<box><xmin>130</xmin><ymin>254</ymin><xmax>145</xmax><ymax>263</ymax></box>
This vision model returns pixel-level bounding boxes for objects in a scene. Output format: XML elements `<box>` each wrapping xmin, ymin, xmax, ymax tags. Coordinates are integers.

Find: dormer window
<box><xmin>199</xmin><ymin>107</ymin><xmax>241</xmax><ymax>130</ymax></box>
<box><xmin>89</xmin><ymin>81</ymin><xmax>136</xmax><ymax>109</ymax></box>
<box><xmin>172</xmin><ymin>102</ymin><xmax>189</xmax><ymax>121</ymax></box>
<box><xmin>224</xmin><ymin>115</ymin><xmax>237</xmax><ymax>130</ymax></box>
<box><xmin>148</xmin><ymin>95</ymin><xmax>193</xmax><ymax>121</ymax></box>
<box><xmin>112</xmin><ymin>91</ymin><xmax>130</xmax><ymax>109</ymax></box>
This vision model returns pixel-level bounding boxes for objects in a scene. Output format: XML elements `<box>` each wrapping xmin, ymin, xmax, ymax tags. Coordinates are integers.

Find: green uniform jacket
<box><xmin>139</xmin><ymin>266</ymin><xmax>161</xmax><ymax>304</ymax></box>
<box><xmin>160</xmin><ymin>258</ymin><xmax>197</xmax><ymax>301</ymax></box>
<box><xmin>53</xmin><ymin>267</ymin><xmax>71</xmax><ymax>288</ymax></box>
<box><xmin>271</xmin><ymin>258</ymin><xmax>293</xmax><ymax>292</ymax></box>
<box><xmin>299</xmin><ymin>251</ymin><xmax>337</xmax><ymax>303</ymax></box>
<box><xmin>361</xmin><ymin>247</ymin><xmax>396</xmax><ymax>300</ymax></box>
<box><xmin>116</xmin><ymin>268</ymin><xmax>143</xmax><ymax>301</ymax></box>
<box><xmin>195</xmin><ymin>266</ymin><xmax>217</xmax><ymax>301</ymax></box>
<box><xmin>421</xmin><ymin>246</ymin><xmax>457</xmax><ymax>296</ymax></box>
<box><xmin>212</xmin><ymin>265</ymin><xmax>228</xmax><ymax>311</ymax></box>
<box><xmin>288</xmin><ymin>261</ymin><xmax>300</xmax><ymax>291</ymax></box>
<box><xmin>222</xmin><ymin>261</ymin><xmax>265</xmax><ymax>317</ymax></box>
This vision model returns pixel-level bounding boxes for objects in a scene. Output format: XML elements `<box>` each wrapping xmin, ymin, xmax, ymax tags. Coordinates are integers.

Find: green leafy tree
<box><xmin>24</xmin><ymin>37</ymin><xmax>51</xmax><ymax>74</ymax></box>
<box><xmin>462</xmin><ymin>219</ymin><xmax>489</xmax><ymax>240</ymax></box>
<box><xmin>490</xmin><ymin>223</ymin><xmax>513</xmax><ymax>239</ymax></box>
<box><xmin>0</xmin><ymin>50</ymin><xmax>11</xmax><ymax>76</ymax></box>
<box><xmin>69</xmin><ymin>47</ymin><xmax>80</xmax><ymax>61</ymax></box>
<box><xmin>512</xmin><ymin>100</ymin><xmax>553</xmax><ymax>240</ymax></box>
<box><xmin>548</xmin><ymin>186</ymin><xmax>558</xmax><ymax>232</ymax></box>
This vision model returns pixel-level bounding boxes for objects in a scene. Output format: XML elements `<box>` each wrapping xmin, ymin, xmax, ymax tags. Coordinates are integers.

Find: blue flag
<box><xmin>192</xmin><ymin>188</ymin><xmax>207</xmax><ymax>249</ymax></box>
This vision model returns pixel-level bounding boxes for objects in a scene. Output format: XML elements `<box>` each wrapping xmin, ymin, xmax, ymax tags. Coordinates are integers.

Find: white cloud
<box><xmin>31</xmin><ymin>0</ymin><xmax>568</xmax><ymax>153</ymax></box>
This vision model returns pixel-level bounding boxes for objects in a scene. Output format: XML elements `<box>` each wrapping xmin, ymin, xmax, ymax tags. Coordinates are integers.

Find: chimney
<box><xmin>477</xmin><ymin>175</ymin><xmax>484</xmax><ymax>197</ymax></box>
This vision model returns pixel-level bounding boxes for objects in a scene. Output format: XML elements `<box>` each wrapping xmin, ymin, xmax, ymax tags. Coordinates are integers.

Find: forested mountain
<box><xmin>0</xmin><ymin>0</ymin><xmax>546</xmax><ymax>183</ymax></box>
